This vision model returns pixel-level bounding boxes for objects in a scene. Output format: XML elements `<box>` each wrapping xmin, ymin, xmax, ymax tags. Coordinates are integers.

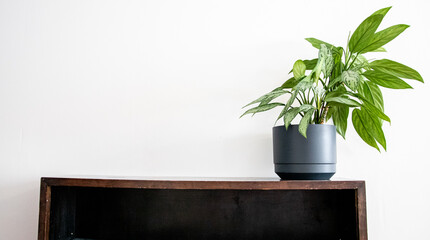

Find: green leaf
<box><xmin>342</xmin><ymin>70</ymin><xmax>361</xmax><ymax>91</ymax></box>
<box><xmin>303</xmin><ymin>59</ymin><xmax>318</xmax><ymax>70</ymax></box>
<box><xmin>367</xmin><ymin>82</ymin><xmax>384</xmax><ymax>111</ymax></box>
<box><xmin>242</xmin><ymin>89</ymin><xmax>289</xmax><ymax>108</ymax></box>
<box><xmin>358</xmin><ymin>97</ymin><xmax>391</xmax><ymax>123</ymax></box>
<box><xmin>371</xmin><ymin>6</ymin><xmax>392</xmax><ymax>17</ymax></box>
<box><xmin>328</xmin><ymin>75</ymin><xmax>342</xmax><ymax>88</ymax></box>
<box><xmin>332</xmin><ymin>105</ymin><xmax>349</xmax><ymax>139</ymax></box>
<box><xmin>305</xmin><ymin>38</ymin><xmax>337</xmax><ymax>52</ymax></box>
<box><xmin>331</xmin><ymin>47</ymin><xmax>344</xmax><ymax>81</ymax></box>
<box><xmin>357</xmin><ymin>83</ymin><xmax>373</xmax><ymax>105</ymax></box>
<box><xmin>280</xmin><ymin>77</ymin><xmax>301</xmax><ymax>89</ymax></box>
<box><xmin>361</xmin><ymin>108</ymin><xmax>387</xmax><ymax>150</ymax></box>
<box><xmin>359</xmin><ymin>81</ymin><xmax>384</xmax><ymax>127</ymax></box>
<box><xmin>276</xmin><ymin>91</ymin><xmax>298</xmax><ymax>123</ymax></box>
<box><xmin>298</xmin><ymin>109</ymin><xmax>315</xmax><ymax>138</ymax></box>
<box><xmin>325</xmin><ymin>85</ymin><xmax>347</xmax><ymax>98</ymax></box>
<box><xmin>240</xmin><ymin>103</ymin><xmax>284</xmax><ymax>118</ymax></box>
<box><xmin>313</xmin><ymin>59</ymin><xmax>323</xmax><ymax>82</ymax></box>
<box><xmin>289</xmin><ymin>59</ymin><xmax>318</xmax><ymax>74</ymax></box>
<box><xmin>360</xmin><ymin>24</ymin><xmax>409</xmax><ymax>53</ymax></box>
<box><xmin>293</xmin><ymin>60</ymin><xmax>306</xmax><ymax>80</ymax></box>
<box><xmin>355</xmin><ymin>55</ymin><xmax>371</xmax><ymax>70</ymax></box>
<box><xmin>326</xmin><ymin>96</ymin><xmax>360</xmax><ymax>107</ymax></box>
<box><xmin>326</xmin><ymin>106</ymin><xmax>334</xmax><ymax>121</ymax></box>
<box><xmin>358</xmin><ymin>81</ymin><xmax>384</xmax><ymax>111</ymax></box>
<box><xmin>352</xmin><ymin>109</ymin><xmax>380</xmax><ymax>152</ymax></box>
<box><xmin>349</xmin><ymin>14</ymin><xmax>384</xmax><ymax>53</ymax></box>
<box><xmin>370</xmin><ymin>47</ymin><xmax>386</xmax><ymax>52</ymax></box>
<box><xmin>363</xmin><ymin>70</ymin><xmax>413</xmax><ymax>89</ymax></box>
<box><xmin>283</xmin><ymin>104</ymin><xmax>314</xmax><ymax>129</ymax></box>
<box><xmin>370</xmin><ymin>59</ymin><xmax>423</xmax><ymax>82</ymax></box>
<box><xmin>346</xmin><ymin>91</ymin><xmax>390</xmax><ymax>122</ymax></box>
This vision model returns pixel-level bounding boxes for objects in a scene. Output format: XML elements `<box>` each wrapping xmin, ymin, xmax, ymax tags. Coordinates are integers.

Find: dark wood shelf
<box><xmin>38</xmin><ymin>177</ymin><xmax>367</xmax><ymax>240</ymax></box>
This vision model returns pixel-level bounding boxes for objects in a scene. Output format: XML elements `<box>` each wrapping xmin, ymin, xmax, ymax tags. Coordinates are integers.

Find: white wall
<box><xmin>1</xmin><ymin>0</ymin><xmax>429</xmax><ymax>239</ymax></box>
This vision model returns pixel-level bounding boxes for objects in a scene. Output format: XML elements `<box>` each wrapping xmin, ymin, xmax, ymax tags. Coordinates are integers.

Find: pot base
<box><xmin>276</xmin><ymin>172</ymin><xmax>335</xmax><ymax>180</ymax></box>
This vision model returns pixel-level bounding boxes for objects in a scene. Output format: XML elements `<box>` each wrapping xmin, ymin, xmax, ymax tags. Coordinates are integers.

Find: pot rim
<box><xmin>273</xmin><ymin>124</ymin><xmax>335</xmax><ymax>129</ymax></box>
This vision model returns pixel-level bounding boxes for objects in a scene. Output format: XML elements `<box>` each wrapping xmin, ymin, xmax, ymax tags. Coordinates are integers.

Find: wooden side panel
<box><xmin>37</xmin><ymin>178</ymin><xmax>51</xmax><ymax>240</ymax></box>
<box><xmin>357</xmin><ymin>182</ymin><xmax>368</xmax><ymax>240</ymax></box>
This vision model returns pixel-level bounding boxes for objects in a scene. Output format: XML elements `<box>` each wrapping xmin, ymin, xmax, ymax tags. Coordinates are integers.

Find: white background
<box><xmin>1</xmin><ymin>0</ymin><xmax>429</xmax><ymax>239</ymax></box>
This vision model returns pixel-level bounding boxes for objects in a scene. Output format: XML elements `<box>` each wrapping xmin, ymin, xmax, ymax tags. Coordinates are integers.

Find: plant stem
<box><xmin>298</xmin><ymin>91</ymin><xmax>306</xmax><ymax>104</ymax></box>
<box><xmin>321</xmin><ymin>105</ymin><xmax>329</xmax><ymax>124</ymax></box>
<box><xmin>319</xmin><ymin>102</ymin><xmax>327</xmax><ymax>123</ymax></box>
<box><xmin>347</xmin><ymin>53</ymin><xmax>360</xmax><ymax>70</ymax></box>
<box><xmin>319</xmin><ymin>78</ymin><xmax>327</xmax><ymax>89</ymax></box>
<box><xmin>315</xmin><ymin>90</ymin><xmax>321</xmax><ymax>123</ymax></box>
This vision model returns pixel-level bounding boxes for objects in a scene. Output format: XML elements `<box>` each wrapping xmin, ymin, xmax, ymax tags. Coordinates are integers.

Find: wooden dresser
<box><xmin>38</xmin><ymin>177</ymin><xmax>367</xmax><ymax>240</ymax></box>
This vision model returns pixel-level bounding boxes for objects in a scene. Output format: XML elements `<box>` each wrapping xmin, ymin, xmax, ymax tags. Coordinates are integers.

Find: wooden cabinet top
<box><xmin>41</xmin><ymin>177</ymin><xmax>365</xmax><ymax>190</ymax></box>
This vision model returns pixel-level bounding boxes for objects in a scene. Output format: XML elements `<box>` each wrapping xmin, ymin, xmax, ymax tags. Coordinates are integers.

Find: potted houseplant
<box><xmin>241</xmin><ymin>7</ymin><xmax>424</xmax><ymax>180</ymax></box>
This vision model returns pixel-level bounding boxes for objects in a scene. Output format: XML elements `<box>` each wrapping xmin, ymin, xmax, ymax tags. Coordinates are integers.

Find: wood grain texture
<box><xmin>42</xmin><ymin>177</ymin><xmax>364</xmax><ymax>190</ymax></box>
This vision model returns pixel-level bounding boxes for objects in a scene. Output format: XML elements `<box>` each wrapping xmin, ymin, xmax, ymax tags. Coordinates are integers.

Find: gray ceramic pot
<box><xmin>273</xmin><ymin>124</ymin><xmax>336</xmax><ymax>180</ymax></box>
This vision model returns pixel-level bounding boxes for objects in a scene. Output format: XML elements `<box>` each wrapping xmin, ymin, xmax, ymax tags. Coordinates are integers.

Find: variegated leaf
<box><xmin>276</xmin><ymin>91</ymin><xmax>298</xmax><ymax>124</ymax></box>
<box><xmin>283</xmin><ymin>104</ymin><xmax>314</xmax><ymax>130</ymax></box>
<box><xmin>319</xmin><ymin>44</ymin><xmax>334</xmax><ymax>78</ymax></box>
<box><xmin>240</xmin><ymin>103</ymin><xmax>284</xmax><ymax>118</ymax></box>
<box><xmin>342</xmin><ymin>70</ymin><xmax>361</xmax><ymax>91</ymax></box>
<box><xmin>242</xmin><ymin>89</ymin><xmax>289</xmax><ymax>108</ymax></box>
